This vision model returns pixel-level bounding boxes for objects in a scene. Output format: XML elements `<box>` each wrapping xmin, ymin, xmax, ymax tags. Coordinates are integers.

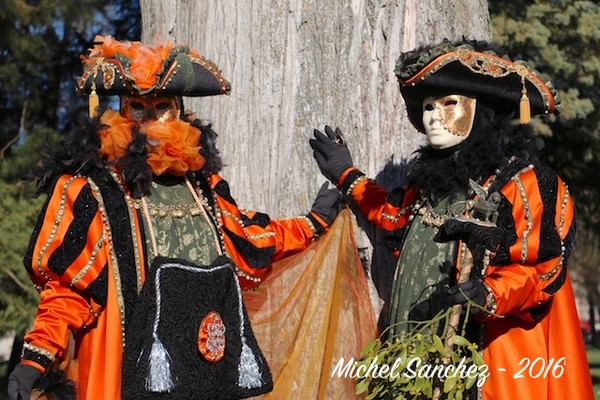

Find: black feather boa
<box><xmin>408</xmin><ymin>104</ymin><xmax>542</xmax><ymax>204</ymax></box>
<box><xmin>32</xmin><ymin>365</ymin><xmax>77</xmax><ymax>400</ymax></box>
<box><xmin>26</xmin><ymin>111</ymin><xmax>104</xmax><ymax>196</ymax></box>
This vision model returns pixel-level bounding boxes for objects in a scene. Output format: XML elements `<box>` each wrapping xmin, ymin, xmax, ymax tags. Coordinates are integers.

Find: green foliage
<box><xmin>0</xmin><ymin>181</ymin><xmax>44</xmax><ymax>334</ymax></box>
<box><xmin>0</xmin><ymin>125</ymin><xmax>61</xmax><ymax>181</ymax></box>
<box><xmin>491</xmin><ymin>0</ymin><xmax>600</xmax><ymax>355</ymax></box>
<box><xmin>0</xmin><ymin>0</ymin><xmax>140</xmax><ymax>334</ymax></box>
<box><xmin>490</xmin><ymin>0</ymin><xmax>600</xmax><ymax>227</ymax></box>
<box><xmin>0</xmin><ymin>0</ymin><xmax>141</xmax><ymax>182</ymax></box>
<box><xmin>355</xmin><ymin>308</ymin><xmax>487</xmax><ymax>400</ymax></box>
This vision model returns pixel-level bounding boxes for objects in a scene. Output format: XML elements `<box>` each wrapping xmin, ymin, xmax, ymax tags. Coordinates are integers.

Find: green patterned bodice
<box><xmin>387</xmin><ymin>196</ymin><xmax>460</xmax><ymax>338</ymax></box>
<box><xmin>141</xmin><ymin>180</ymin><xmax>221</xmax><ymax>267</ymax></box>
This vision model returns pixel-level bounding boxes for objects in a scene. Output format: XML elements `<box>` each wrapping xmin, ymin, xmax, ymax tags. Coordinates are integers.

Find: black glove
<box><xmin>444</xmin><ymin>279</ymin><xmax>488</xmax><ymax>315</ymax></box>
<box><xmin>436</xmin><ymin>219</ymin><xmax>506</xmax><ymax>252</ymax></box>
<box><xmin>307</xmin><ymin>182</ymin><xmax>344</xmax><ymax>233</ymax></box>
<box><xmin>8</xmin><ymin>364</ymin><xmax>42</xmax><ymax>400</ymax></box>
<box><xmin>309</xmin><ymin>126</ymin><xmax>354</xmax><ymax>185</ymax></box>
<box><xmin>408</xmin><ymin>277</ymin><xmax>451</xmax><ymax>322</ymax></box>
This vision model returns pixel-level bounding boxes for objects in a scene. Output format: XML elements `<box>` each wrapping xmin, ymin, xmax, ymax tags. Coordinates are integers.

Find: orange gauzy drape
<box><xmin>244</xmin><ymin>209</ymin><xmax>378</xmax><ymax>399</ymax></box>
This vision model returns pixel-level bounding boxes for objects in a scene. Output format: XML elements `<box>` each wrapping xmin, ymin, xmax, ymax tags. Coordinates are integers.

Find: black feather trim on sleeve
<box><xmin>25</xmin><ymin>109</ymin><xmax>105</xmax><ymax>196</ymax></box>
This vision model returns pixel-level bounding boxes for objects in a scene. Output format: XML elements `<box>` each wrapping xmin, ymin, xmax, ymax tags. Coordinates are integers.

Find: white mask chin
<box><xmin>422</xmin><ymin>94</ymin><xmax>476</xmax><ymax>150</ymax></box>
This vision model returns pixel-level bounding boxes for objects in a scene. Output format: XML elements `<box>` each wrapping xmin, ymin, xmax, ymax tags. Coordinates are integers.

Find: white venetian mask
<box><xmin>422</xmin><ymin>94</ymin><xmax>476</xmax><ymax>150</ymax></box>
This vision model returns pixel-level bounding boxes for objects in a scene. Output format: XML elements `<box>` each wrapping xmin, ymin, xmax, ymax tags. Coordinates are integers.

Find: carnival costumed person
<box><xmin>8</xmin><ymin>36</ymin><xmax>342</xmax><ymax>400</ymax></box>
<box><xmin>310</xmin><ymin>40</ymin><xmax>593</xmax><ymax>399</ymax></box>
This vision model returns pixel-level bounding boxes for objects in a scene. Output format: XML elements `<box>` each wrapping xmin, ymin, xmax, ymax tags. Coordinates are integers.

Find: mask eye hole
<box><xmin>423</xmin><ymin>102</ymin><xmax>434</xmax><ymax>112</ymax></box>
<box><xmin>443</xmin><ymin>99</ymin><xmax>458</xmax><ymax>109</ymax></box>
<box><xmin>130</xmin><ymin>101</ymin><xmax>145</xmax><ymax>110</ymax></box>
<box><xmin>155</xmin><ymin>102</ymin><xmax>171</xmax><ymax>111</ymax></box>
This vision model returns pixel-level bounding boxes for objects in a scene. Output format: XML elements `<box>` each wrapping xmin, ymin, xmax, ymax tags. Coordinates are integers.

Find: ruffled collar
<box><xmin>97</xmin><ymin>109</ymin><xmax>206</xmax><ymax>176</ymax></box>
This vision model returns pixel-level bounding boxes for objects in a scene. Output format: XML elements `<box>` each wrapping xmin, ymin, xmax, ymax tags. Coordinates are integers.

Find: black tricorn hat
<box><xmin>395</xmin><ymin>40</ymin><xmax>560</xmax><ymax>132</ymax></box>
<box><xmin>77</xmin><ymin>36</ymin><xmax>230</xmax><ymax>99</ymax></box>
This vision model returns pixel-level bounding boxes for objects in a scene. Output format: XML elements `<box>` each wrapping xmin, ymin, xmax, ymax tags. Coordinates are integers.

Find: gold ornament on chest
<box><xmin>415</xmin><ymin>179</ymin><xmax>501</xmax><ymax>228</ymax></box>
<box><xmin>133</xmin><ymin>201</ymin><xmax>205</xmax><ymax>219</ymax></box>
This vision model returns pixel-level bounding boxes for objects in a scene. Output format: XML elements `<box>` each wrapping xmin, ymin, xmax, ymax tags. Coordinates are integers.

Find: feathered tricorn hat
<box><xmin>77</xmin><ymin>36</ymin><xmax>231</xmax><ymax>117</ymax></box>
<box><xmin>395</xmin><ymin>39</ymin><xmax>560</xmax><ymax>132</ymax></box>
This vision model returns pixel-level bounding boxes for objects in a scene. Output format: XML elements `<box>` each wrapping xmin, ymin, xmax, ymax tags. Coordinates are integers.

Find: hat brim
<box><xmin>78</xmin><ymin>55</ymin><xmax>230</xmax><ymax>97</ymax></box>
<box><xmin>397</xmin><ymin>49</ymin><xmax>557</xmax><ymax>132</ymax></box>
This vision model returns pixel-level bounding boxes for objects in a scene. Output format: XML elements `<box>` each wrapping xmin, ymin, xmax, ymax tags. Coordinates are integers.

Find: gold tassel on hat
<box><xmin>88</xmin><ymin>82</ymin><xmax>100</xmax><ymax>118</ymax></box>
<box><xmin>89</xmin><ymin>88</ymin><xmax>99</xmax><ymax>118</ymax></box>
<box><xmin>519</xmin><ymin>76</ymin><xmax>531</xmax><ymax>124</ymax></box>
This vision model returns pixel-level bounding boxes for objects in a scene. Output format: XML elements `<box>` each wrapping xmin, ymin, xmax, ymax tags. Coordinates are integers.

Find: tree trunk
<box><xmin>140</xmin><ymin>0</ymin><xmax>491</xmax><ymax>218</ymax></box>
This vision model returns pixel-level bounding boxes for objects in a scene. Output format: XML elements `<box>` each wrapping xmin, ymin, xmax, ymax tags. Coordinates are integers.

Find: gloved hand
<box><xmin>444</xmin><ymin>279</ymin><xmax>488</xmax><ymax>316</ymax></box>
<box><xmin>435</xmin><ymin>218</ymin><xmax>506</xmax><ymax>252</ymax></box>
<box><xmin>8</xmin><ymin>364</ymin><xmax>42</xmax><ymax>400</ymax></box>
<box><xmin>308</xmin><ymin>182</ymin><xmax>344</xmax><ymax>233</ymax></box>
<box><xmin>309</xmin><ymin>126</ymin><xmax>354</xmax><ymax>185</ymax></box>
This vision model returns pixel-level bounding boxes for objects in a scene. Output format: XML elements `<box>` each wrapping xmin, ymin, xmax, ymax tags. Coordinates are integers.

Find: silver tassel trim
<box><xmin>145</xmin><ymin>265</ymin><xmax>176</xmax><ymax>393</ymax></box>
<box><xmin>238</xmin><ymin>337</ymin><xmax>263</xmax><ymax>389</ymax></box>
<box><xmin>146</xmin><ymin>337</ymin><xmax>176</xmax><ymax>392</ymax></box>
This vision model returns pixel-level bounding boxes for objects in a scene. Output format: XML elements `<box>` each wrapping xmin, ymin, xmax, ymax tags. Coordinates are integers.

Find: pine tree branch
<box><xmin>2</xmin><ymin>266</ymin><xmax>31</xmax><ymax>293</ymax></box>
<box><xmin>0</xmin><ymin>100</ymin><xmax>28</xmax><ymax>165</ymax></box>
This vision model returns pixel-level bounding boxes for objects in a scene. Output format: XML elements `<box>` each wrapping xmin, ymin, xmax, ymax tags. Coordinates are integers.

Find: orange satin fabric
<box><xmin>32</xmin><ymin>176</ymin><xmax>87</xmax><ymax>285</ymax></box>
<box><xmin>345</xmin><ymin>166</ymin><xmax>593</xmax><ymax>399</ymax></box>
<box><xmin>244</xmin><ymin>210</ymin><xmax>378</xmax><ymax>399</ymax></box>
<box><xmin>68</xmin><ymin>264</ymin><xmax>125</xmax><ymax>399</ymax></box>
<box><xmin>483</xmin><ymin>274</ymin><xmax>593</xmax><ymax>400</ymax></box>
<box><xmin>24</xmin><ymin>173</ymin><xmax>145</xmax><ymax>399</ymax></box>
<box><xmin>208</xmin><ymin>173</ymin><xmax>316</xmax><ymax>287</ymax></box>
<box><xmin>25</xmin><ymin>280</ymin><xmax>98</xmax><ymax>363</ymax></box>
<box><xmin>480</xmin><ymin>171</ymin><xmax>593</xmax><ymax>399</ymax></box>
<box><xmin>25</xmin><ymin>171</ymin><xmax>353</xmax><ymax>399</ymax></box>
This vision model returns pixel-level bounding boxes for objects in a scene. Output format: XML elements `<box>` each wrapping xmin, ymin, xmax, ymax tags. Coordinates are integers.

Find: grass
<box><xmin>587</xmin><ymin>345</ymin><xmax>600</xmax><ymax>399</ymax></box>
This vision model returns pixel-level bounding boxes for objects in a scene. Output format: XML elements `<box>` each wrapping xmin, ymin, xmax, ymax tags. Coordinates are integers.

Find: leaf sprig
<box><xmin>355</xmin><ymin>307</ymin><xmax>487</xmax><ymax>400</ymax></box>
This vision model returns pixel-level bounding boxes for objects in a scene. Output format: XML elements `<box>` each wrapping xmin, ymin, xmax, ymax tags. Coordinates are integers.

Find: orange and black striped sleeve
<box><xmin>21</xmin><ymin>174</ymin><xmax>108</xmax><ymax>371</ymax></box>
<box><xmin>482</xmin><ymin>166</ymin><xmax>575</xmax><ymax>320</ymax></box>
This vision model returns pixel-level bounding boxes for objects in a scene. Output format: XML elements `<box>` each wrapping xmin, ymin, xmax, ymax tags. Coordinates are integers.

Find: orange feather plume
<box><xmin>82</xmin><ymin>35</ymin><xmax>176</xmax><ymax>90</ymax></box>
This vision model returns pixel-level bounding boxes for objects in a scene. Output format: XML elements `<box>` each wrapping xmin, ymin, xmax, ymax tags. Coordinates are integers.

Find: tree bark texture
<box><xmin>140</xmin><ymin>0</ymin><xmax>491</xmax><ymax>218</ymax></box>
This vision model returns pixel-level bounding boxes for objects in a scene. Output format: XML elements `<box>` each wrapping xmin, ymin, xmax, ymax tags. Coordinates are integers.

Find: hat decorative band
<box><xmin>77</xmin><ymin>36</ymin><xmax>231</xmax><ymax>98</ymax></box>
<box><xmin>398</xmin><ymin>49</ymin><xmax>555</xmax><ymax>115</ymax></box>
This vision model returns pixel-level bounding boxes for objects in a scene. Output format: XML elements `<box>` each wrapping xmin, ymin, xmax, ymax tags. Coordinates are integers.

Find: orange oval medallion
<box><xmin>198</xmin><ymin>311</ymin><xmax>226</xmax><ymax>362</ymax></box>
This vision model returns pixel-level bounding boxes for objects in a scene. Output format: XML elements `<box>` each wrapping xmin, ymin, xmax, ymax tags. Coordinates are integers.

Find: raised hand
<box><xmin>309</xmin><ymin>126</ymin><xmax>354</xmax><ymax>185</ymax></box>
